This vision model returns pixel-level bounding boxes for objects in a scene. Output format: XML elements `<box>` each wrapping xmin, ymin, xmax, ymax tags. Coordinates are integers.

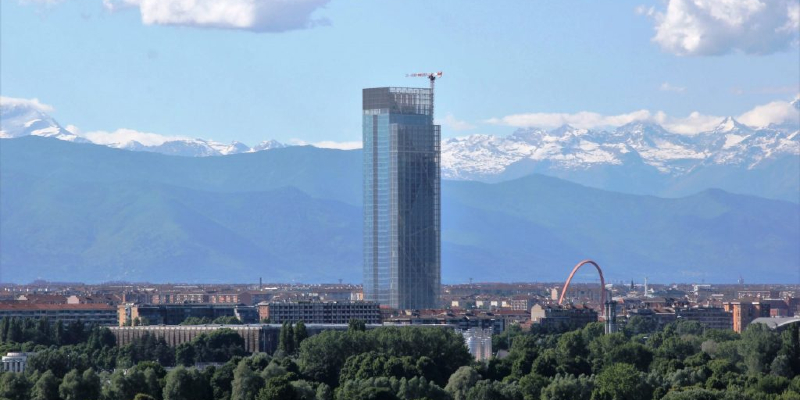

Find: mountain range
<box><xmin>1</xmin><ymin>136</ymin><xmax>798</xmax><ymax>284</ymax></box>
<box><xmin>2</xmin><ymin>100</ymin><xmax>798</xmax><ymax>202</ymax></box>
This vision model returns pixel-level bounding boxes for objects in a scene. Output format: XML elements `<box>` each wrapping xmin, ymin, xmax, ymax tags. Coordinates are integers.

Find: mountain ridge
<box><xmin>1</xmin><ymin>136</ymin><xmax>797</xmax><ymax>284</ymax></box>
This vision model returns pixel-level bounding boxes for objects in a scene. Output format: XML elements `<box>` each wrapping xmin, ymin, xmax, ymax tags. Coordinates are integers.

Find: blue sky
<box><xmin>2</xmin><ymin>0</ymin><xmax>798</xmax><ymax>147</ymax></box>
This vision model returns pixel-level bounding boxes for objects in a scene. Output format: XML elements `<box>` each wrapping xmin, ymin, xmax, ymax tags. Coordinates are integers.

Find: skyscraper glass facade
<box><xmin>363</xmin><ymin>87</ymin><xmax>441</xmax><ymax>310</ymax></box>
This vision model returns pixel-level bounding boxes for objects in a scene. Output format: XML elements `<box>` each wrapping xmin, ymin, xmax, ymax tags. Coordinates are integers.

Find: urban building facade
<box><xmin>1</xmin><ymin>353</ymin><xmax>34</xmax><ymax>373</ymax></box>
<box><xmin>0</xmin><ymin>303</ymin><xmax>116</xmax><ymax>325</ymax></box>
<box><xmin>676</xmin><ymin>307</ymin><xmax>732</xmax><ymax>330</ymax></box>
<box><xmin>724</xmin><ymin>301</ymin><xmax>771</xmax><ymax>333</ymax></box>
<box><xmin>363</xmin><ymin>87</ymin><xmax>441</xmax><ymax>310</ymax></box>
<box><xmin>530</xmin><ymin>304</ymin><xmax>599</xmax><ymax>329</ymax></box>
<box><xmin>257</xmin><ymin>301</ymin><xmax>381</xmax><ymax>324</ymax></box>
<box><xmin>117</xmin><ymin>303</ymin><xmax>258</xmax><ymax>326</ymax></box>
<box><xmin>109</xmin><ymin>324</ymin><xmax>375</xmax><ymax>354</ymax></box>
<box><xmin>385</xmin><ymin>312</ymin><xmax>506</xmax><ymax>334</ymax></box>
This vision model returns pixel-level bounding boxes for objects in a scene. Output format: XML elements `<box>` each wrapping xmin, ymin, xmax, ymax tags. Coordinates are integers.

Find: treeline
<box><xmin>0</xmin><ymin>318</ymin><xmax>96</xmax><ymax>353</ymax></box>
<box><xmin>0</xmin><ymin>316</ymin><xmax>798</xmax><ymax>400</ymax></box>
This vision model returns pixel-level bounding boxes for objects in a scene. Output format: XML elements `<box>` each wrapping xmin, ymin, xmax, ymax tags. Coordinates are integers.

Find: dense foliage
<box><xmin>0</xmin><ymin>317</ymin><xmax>798</xmax><ymax>400</ymax></box>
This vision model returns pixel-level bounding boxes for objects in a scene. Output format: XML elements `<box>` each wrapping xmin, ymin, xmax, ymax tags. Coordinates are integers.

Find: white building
<box><xmin>2</xmin><ymin>352</ymin><xmax>34</xmax><ymax>373</ymax></box>
<box><xmin>461</xmin><ymin>328</ymin><xmax>492</xmax><ymax>361</ymax></box>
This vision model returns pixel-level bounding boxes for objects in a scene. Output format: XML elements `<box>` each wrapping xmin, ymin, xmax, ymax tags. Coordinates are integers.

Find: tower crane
<box><xmin>406</xmin><ymin>71</ymin><xmax>443</xmax><ymax>118</ymax></box>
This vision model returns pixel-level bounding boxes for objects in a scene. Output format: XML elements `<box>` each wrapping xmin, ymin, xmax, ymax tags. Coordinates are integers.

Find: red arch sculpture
<box><xmin>557</xmin><ymin>259</ymin><xmax>606</xmax><ymax>316</ymax></box>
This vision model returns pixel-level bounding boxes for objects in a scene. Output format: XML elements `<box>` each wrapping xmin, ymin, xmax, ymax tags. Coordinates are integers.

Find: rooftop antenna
<box><xmin>406</xmin><ymin>71</ymin><xmax>443</xmax><ymax>119</ymax></box>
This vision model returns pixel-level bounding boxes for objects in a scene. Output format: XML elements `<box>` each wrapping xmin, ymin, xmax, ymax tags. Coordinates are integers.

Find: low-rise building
<box><xmin>625</xmin><ymin>308</ymin><xmax>677</xmax><ymax>329</ymax></box>
<box><xmin>676</xmin><ymin>307</ymin><xmax>732</xmax><ymax>330</ymax></box>
<box><xmin>724</xmin><ymin>301</ymin><xmax>771</xmax><ymax>333</ymax></box>
<box><xmin>109</xmin><ymin>323</ymin><xmax>373</xmax><ymax>354</ymax></box>
<box><xmin>118</xmin><ymin>303</ymin><xmax>259</xmax><ymax>326</ymax></box>
<box><xmin>258</xmin><ymin>301</ymin><xmax>381</xmax><ymax>324</ymax></box>
<box><xmin>530</xmin><ymin>304</ymin><xmax>598</xmax><ymax>329</ymax></box>
<box><xmin>385</xmin><ymin>310</ymin><xmax>506</xmax><ymax>334</ymax></box>
<box><xmin>0</xmin><ymin>303</ymin><xmax>116</xmax><ymax>325</ymax></box>
<box><xmin>1</xmin><ymin>352</ymin><xmax>34</xmax><ymax>373</ymax></box>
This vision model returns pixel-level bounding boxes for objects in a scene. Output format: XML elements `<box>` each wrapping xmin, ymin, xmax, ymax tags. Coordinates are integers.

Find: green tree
<box><xmin>348</xmin><ymin>319</ymin><xmax>366</xmax><ymax>332</ymax></box>
<box><xmin>780</xmin><ymin>323</ymin><xmax>800</xmax><ymax>376</ymax></box>
<box><xmin>211</xmin><ymin>360</ymin><xmax>238</xmax><ymax>400</ymax></box>
<box><xmin>143</xmin><ymin>368</ymin><xmax>164</xmax><ymax>400</ymax></box>
<box><xmin>465</xmin><ymin>379</ymin><xmax>522</xmax><ymax>400</ymax></box>
<box><xmin>335</xmin><ymin>378</ymin><xmax>398</xmax><ymax>400</ymax></box>
<box><xmin>231</xmin><ymin>359</ymin><xmax>264</xmax><ymax>400</ymax></box>
<box><xmin>176</xmin><ymin>343</ymin><xmax>196</xmax><ymax>367</ymax></box>
<box><xmin>59</xmin><ymin>368</ymin><xmax>100</xmax><ymax>400</ymax></box>
<box><xmin>518</xmin><ymin>373</ymin><xmax>549</xmax><ymax>400</ymax></box>
<box><xmin>31</xmin><ymin>370</ymin><xmax>60</xmax><ymax>400</ymax></box>
<box><xmin>295</xmin><ymin>321</ymin><xmax>309</xmax><ymax>348</ymax></box>
<box><xmin>214</xmin><ymin>316</ymin><xmax>243</xmax><ymax>324</ymax></box>
<box><xmin>279</xmin><ymin>322</ymin><xmax>296</xmax><ymax>354</ymax></box>
<box><xmin>163</xmin><ymin>367</ymin><xmax>205</xmax><ymax>400</ymax></box>
<box><xmin>0</xmin><ymin>372</ymin><xmax>30</xmax><ymax>400</ymax></box>
<box><xmin>624</xmin><ymin>316</ymin><xmax>658</xmax><ymax>336</ymax></box>
<box><xmin>740</xmin><ymin>323</ymin><xmax>781</xmax><ymax>374</ymax></box>
<box><xmin>445</xmin><ymin>366</ymin><xmax>480</xmax><ymax>400</ymax></box>
<box><xmin>257</xmin><ymin>376</ymin><xmax>298</xmax><ymax>400</ymax></box>
<box><xmin>290</xmin><ymin>380</ymin><xmax>316</xmax><ymax>400</ymax></box>
<box><xmin>659</xmin><ymin>388</ymin><xmax>721</xmax><ymax>400</ymax></box>
<box><xmin>591</xmin><ymin>363</ymin><xmax>650</xmax><ymax>400</ymax></box>
<box><xmin>540</xmin><ymin>374</ymin><xmax>593</xmax><ymax>400</ymax></box>
<box><xmin>103</xmin><ymin>369</ymin><xmax>145</xmax><ymax>400</ymax></box>
<box><xmin>134</xmin><ymin>395</ymin><xmax>157</xmax><ymax>400</ymax></box>
<box><xmin>554</xmin><ymin>330</ymin><xmax>591</xmax><ymax>376</ymax></box>
<box><xmin>315</xmin><ymin>383</ymin><xmax>333</xmax><ymax>400</ymax></box>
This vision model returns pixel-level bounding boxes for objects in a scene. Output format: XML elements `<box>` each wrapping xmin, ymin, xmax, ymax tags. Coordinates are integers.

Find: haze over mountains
<box><xmin>3</xmin><ymin>100</ymin><xmax>798</xmax><ymax>202</ymax></box>
<box><xmin>1</xmin><ymin>136</ymin><xmax>798</xmax><ymax>284</ymax></box>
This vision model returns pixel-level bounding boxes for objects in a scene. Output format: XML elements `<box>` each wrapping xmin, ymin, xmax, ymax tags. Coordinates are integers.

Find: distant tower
<box><xmin>362</xmin><ymin>85</ymin><xmax>441</xmax><ymax>310</ymax></box>
<box><xmin>630</xmin><ymin>280</ymin><xmax>634</xmax><ymax>290</ymax></box>
<box><xmin>604</xmin><ymin>300</ymin><xmax>618</xmax><ymax>334</ymax></box>
<box><xmin>644</xmin><ymin>277</ymin><xmax>649</xmax><ymax>298</ymax></box>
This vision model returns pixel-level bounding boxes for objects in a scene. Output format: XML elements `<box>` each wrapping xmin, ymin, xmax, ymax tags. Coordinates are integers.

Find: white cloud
<box><xmin>103</xmin><ymin>0</ymin><xmax>330</xmax><ymax>32</ymax></box>
<box><xmin>65</xmin><ymin>124</ymin><xmax>81</xmax><ymax>135</ymax></box>
<box><xmin>18</xmin><ymin>0</ymin><xmax>66</xmax><ymax>4</ymax></box>
<box><xmin>485</xmin><ymin>110</ymin><xmax>652</xmax><ymax>130</ymax></box>
<box><xmin>737</xmin><ymin>100</ymin><xmax>800</xmax><ymax>127</ymax></box>
<box><xmin>642</xmin><ymin>0</ymin><xmax>800</xmax><ymax>56</ymax></box>
<box><xmin>82</xmin><ymin>128</ymin><xmax>191</xmax><ymax>147</ymax></box>
<box><xmin>655</xmin><ymin>111</ymin><xmax>726</xmax><ymax>134</ymax></box>
<box><xmin>0</xmin><ymin>96</ymin><xmax>55</xmax><ymax>113</ymax></box>
<box><xmin>486</xmin><ymin>97</ymin><xmax>800</xmax><ymax>134</ymax></box>
<box><xmin>436</xmin><ymin>113</ymin><xmax>476</xmax><ymax>131</ymax></box>
<box><xmin>290</xmin><ymin>139</ymin><xmax>361</xmax><ymax>150</ymax></box>
<box><xmin>660</xmin><ymin>82</ymin><xmax>686</xmax><ymax>93</ymax></box>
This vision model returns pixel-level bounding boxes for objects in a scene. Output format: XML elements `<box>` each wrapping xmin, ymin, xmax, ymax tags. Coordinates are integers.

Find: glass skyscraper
<box><xmin>363</xmin><ymin>87</ymin><xmax>441</xmax><ymax>310</ymax></box>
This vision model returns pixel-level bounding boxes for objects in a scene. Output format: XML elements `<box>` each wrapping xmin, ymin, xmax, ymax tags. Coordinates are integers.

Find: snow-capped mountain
<box><xmin>2</xmin><ymin>98</ymin><xmax>798</xmax><ymax>201</ymax></box>
<box><xmin>441</xmin><ymin>117</ymin><xmax>799</xmax><ymax>180</ymax></box>
<box><xmin>0</xmin><ymin>101</ymin><xmax>286</xmax><ymax>156</ymax></box>
<box><xmin>111</xmin><ymin>137</ymin><xmax>256</xmax><ymax>157</ymax></box>
<box><xmin>0</xmin><ymin>100</ymin><xmax>87</xmax><ymax>143</ymax></box>
<box><xmin>252</xmin><ymin>139</ymin><xmax>287</xmax><ymax>151</ymax></box>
